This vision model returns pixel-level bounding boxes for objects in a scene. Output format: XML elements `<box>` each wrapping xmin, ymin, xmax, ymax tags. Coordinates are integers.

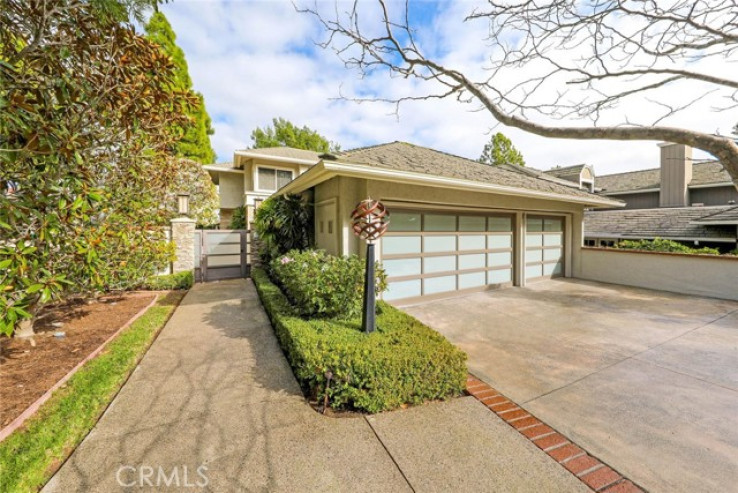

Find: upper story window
<box><xmin>257</xmin><ymin>167</ymin><xmax>293</xmax><ymax>191</ymax></box>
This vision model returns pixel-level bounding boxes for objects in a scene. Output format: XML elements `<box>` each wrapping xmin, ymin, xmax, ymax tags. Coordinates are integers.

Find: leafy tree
<box><xmin>253</xmin><ymin>194</ymin><xmax>313</xmax><ymax>268</ymax></box>
<box><xmin>229</xmin><ymin>206</ymin><xmax>247</xmax><ymax>229</ymax></box>
<box><xmin>301</xmin><ymin>1</ymin><xmax>738</xmax><ymax>186</ymax></box>
<box><xmin>0</xmin><ymin>0</ymin><xmax>191</xmax><ymax>336</ymax></box>
<box><xmin>145</xmin><ymin>11</ymin><xmax>216</xmax><ymax>164</ymax></box>
<box><xmin>160</xmin><ymin>158</ymin><xmax>219</xmax><ymax>227</ymax></box>
<box><xmin>251</xmin><ymin>117</ymin><xmax>340</xmax><ymax>152</ymax></box>
<box><xmin>478</xmin><ymin>133</ymin><xmax>525</xmax><ymax>166</ymax></box>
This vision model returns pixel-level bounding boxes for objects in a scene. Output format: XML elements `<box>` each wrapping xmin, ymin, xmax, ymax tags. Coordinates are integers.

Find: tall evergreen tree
<box><xmin>478</xmin><ymin>132</ymin><xmax>526</xmax><ymax>167</ymax></box>
<box><xmin>251</xmin><ymin>117</ymin><xmax>340</xmax><ymax>152</ymax></box>
<box><xmin>145</xmin><ymin>11</ymin><xmax>216</xmax><ymax>163</ymax></box>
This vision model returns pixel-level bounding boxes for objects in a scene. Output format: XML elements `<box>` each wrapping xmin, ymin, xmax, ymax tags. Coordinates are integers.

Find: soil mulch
<box><xmin>0</xmin><ymin>291</ymin><xmax>158</xmax><ymax>427</ymax></box>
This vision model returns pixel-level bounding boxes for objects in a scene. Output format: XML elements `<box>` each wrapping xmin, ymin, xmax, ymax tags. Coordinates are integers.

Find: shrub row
<box><xmin>139</xmin><ymin>271</ymin><xmax>193</xmax><ymax>291</ymax></box>
<box><xmin>251</xmin><ymin>268</ymin><xmax>467</xmax><ymax>413</ymax></box>
<box><xmin>615</xmin><ymin>238</ymin><xmax>721</xmax><ymax>255</ymax></box>
<box><xmin>270</xmin><ymin>249</ymin><xmax>386</xmax><ymax>319</ymax></box>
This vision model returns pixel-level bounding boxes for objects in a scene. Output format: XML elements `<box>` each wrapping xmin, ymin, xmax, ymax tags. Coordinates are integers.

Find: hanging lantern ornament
<box><xmin>351</xmin><ymin>199</ymin><xmax>389</xmax><ymax>333</ymax></box>
<box><xmin>351</xmin><ymin>199</ymin><xmax>390</xmax><ymax>243</ymax></box>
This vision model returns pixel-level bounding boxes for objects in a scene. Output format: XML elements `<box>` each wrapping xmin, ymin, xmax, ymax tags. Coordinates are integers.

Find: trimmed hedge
<box><xmin>139</xmin><ymin>270</ymin><xmax>193</xmax><ymax>291</ymax></box>
<box><xmin>615</xmin><ymin>238</ymin><xmax>720</xmax><ymax>255</ymax></box>
<box><xmin>251</xmin><ymin>268</ymin><xmax>467</xmax><ymax>413</ymax></box>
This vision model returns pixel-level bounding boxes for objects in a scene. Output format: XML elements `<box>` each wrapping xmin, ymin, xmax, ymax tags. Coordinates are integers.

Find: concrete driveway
<box><xmin>402</xmin><ymin>279</ymin><xmax>738</xmax><ymax>493</ymax></box>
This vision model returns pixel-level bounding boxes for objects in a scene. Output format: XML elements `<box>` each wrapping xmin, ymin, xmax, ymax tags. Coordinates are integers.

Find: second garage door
<box><xmin>382</xmin><ymin>211</ymin><xmax>514</xmax><ymax>302</ymax></box>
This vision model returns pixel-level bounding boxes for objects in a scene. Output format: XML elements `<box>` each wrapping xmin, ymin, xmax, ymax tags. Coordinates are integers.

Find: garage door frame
<box><xmin>524</xmin><ymin>214</ymin><xmax>566</xmax><ymax>282</ymax></box>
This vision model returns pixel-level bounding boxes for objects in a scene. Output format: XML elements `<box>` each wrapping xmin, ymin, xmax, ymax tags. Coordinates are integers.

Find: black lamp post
<box><xmin>351</xmin><ymin>199</ymin><xmax>389</xmax><ymax>333</ymax></box>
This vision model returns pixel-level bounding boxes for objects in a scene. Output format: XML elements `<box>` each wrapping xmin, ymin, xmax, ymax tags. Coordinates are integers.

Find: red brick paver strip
<box><xmin>466</xmin><ymin>373</ymin><xmax>644</xmax><ymax>492</ymax></box>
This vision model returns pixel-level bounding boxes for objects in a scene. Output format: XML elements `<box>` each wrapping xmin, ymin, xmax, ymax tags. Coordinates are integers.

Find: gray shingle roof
<box><xmin>597</xmin><ymin>161</ymin><xmax>731</xmax><ymax>193</ymax></box>
<box><xmin>238</xmin><ymin>147</ymin><xmax>322</xmax><ymax>162</ymax></box>
<box><xmin>338</xmin><ymin>142</ymin><xmax>612</xmax><ymax>201</ymax></box>
<box><xmin>584</xmin><ymin>206</ymin><xmax>737</xmax><ymax>240</ymax></box>
<box><xmin>692</xmin><ymin>205</ymin><xmax>738</xmax><ymax>224</ymax></box>
<box><xmin>543</xmin><ymin>164</ymin><xmax>587</xmax><ymax>183</ymax></box>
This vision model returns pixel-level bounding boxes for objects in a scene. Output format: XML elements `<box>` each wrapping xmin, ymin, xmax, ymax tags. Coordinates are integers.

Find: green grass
<box><xmin>0</xmin><ymin>291</ymin><xmax>184</xmax><ymax>493</ymax></box>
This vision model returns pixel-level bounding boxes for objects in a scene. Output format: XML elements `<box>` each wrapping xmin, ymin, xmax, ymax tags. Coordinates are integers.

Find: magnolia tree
<box><xmin>300</xmin><ymin>0</ymin><xmax>738</xmax><ymax>185</ymax></box>
<box><xmin>0</xmin><ymin>0</ymin><xmax>194</xmax><ymax>335</ymax></box>
<box><xmin>161</xmin><ymin>158</ymin><xmax>219</xmax><ymax>227</ymax></box>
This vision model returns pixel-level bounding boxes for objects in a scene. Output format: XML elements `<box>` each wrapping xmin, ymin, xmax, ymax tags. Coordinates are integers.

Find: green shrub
<box><xmin>139</xmin><ymin>271</ymin><xmax>193</xmax><ymax>290</ymax></box>
<box><xmin>270</xmin><ymin>249</ymin><xmax>387</xmax><ymax>319</ymax></box>
<box><xmin>252</xmin><ymin>268</ymin><xmax>467</xmax><ymax>413</ymax></box>
<box><xmin>228</xmin><ymin>205</ymin><xmax>247</xmax><ymax>229</ymax></box>
<box><xmin>728</xmin><ymin>248</ymin><xmax>738</xmax><ymax>256</ymax></box>
<box><xmin>615</xmin><ymin>238</ymin><xmax>720</xmax><ymax>255</ymax></box>
<box><xmin>253</xmin><ymin>194</ymin><xmax>313</xmax><ymax>266</ymax></box>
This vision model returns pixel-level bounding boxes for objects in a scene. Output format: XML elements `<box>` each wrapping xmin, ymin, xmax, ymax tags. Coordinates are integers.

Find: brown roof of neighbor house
<box><xmin>597</xmin><ymin>161</ymin><xmax>732</xmax><ymax>193</ymax></box>
<box><xmin>692</xmin><ymin>205</ymin><xmax>738</xmax><ymax>224</ymax></box>
<box><xmin>584</xmin><ymin>206</ymin><xmax>738</xmax><ymax>240</ymax></box>
<box><xmin>337</xmin><ymin>142</ymin><xmax>610</xmax><ymax>201</ymax></box>
<box><xmin>543</xmin><ymin>164</ymin><xmax>588</xmax><ymax>183</ymax></box>
<box><xmin>237</xmin><ymin>147</ymin><xmax>322</xmax><ymax>162</ymax></box>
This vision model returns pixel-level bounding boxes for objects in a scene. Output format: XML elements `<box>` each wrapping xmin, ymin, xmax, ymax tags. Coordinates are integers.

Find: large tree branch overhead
<box><xmin>298</xmin><ymin>0</ymin><xmax>738</xmax><ymax>186</ymax></box>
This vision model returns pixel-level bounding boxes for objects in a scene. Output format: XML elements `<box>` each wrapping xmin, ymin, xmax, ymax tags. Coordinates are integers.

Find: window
<box><xmin>257</xmin><ymin>167</ymin><xmax>293</xmax><ymax>191</ymax></box>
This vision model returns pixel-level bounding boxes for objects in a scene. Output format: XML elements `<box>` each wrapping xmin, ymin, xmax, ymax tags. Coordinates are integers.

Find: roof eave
<box><xmin>234</xmin><ymin>150</ymin><xmax>319</xmax><ymax>166</ymax></box>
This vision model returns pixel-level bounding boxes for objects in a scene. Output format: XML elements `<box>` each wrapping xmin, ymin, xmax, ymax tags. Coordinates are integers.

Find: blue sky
<box><xmin>156</xmin><ymin>0</ymin><xmax>733</xmax><ymax>175</ymax></box>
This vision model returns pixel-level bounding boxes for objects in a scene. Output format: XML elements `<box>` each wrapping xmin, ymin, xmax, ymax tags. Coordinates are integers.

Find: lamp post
<box><xmin>177</xmin><ymin>192</ymin><xmax>190</xmax><ymax>216</ymax></box>
<box><xmin>351</xmin><ymin>199</ymin><xmax>389</xmax><ymax>333</ymax></box>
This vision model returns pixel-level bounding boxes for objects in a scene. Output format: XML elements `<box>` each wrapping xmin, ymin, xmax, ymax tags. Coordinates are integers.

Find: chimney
<box><xmin>658</xmin><ymin>143</ymin><xmax>692</xmax><ymax>207</ymax></box>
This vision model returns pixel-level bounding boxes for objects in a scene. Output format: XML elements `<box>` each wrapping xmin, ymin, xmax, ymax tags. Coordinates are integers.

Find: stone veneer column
<box><xmin>171</xmin><ymin>217</ymin><xmax>196</xmax><ymax>273</ymax></box>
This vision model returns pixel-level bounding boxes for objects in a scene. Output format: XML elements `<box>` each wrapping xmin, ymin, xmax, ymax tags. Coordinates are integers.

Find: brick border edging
<box><xmin>0</xmin><ymin>293</ymin><xmax>160</xmax><ymax>443</ymax></box>
<box><xmin>466</xmin><ymin>374</ymin><xmax>644</xmax><ymax>493</ymax></box>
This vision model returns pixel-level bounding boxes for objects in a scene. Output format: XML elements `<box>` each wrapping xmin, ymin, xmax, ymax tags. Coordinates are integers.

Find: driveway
<box><xmin>402</xmin><ymin>279</ymin><xmax>738</xmax><ymax>493</ymax></box>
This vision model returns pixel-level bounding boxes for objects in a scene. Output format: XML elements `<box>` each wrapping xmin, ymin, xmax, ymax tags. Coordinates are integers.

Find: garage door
<box><xmin>382</xmin><ymin>211</ymin><xmax>514</xmax><ymax>302</ymax></box>
<box><xmin>525</xmin><ymin>216</ymin><xmax>564</xmax><ymax>281</ymax></box>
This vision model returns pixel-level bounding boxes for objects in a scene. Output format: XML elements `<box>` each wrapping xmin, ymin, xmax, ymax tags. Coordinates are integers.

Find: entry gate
<box><xmin>194</xmin><ymin>229</ymin><xmax>250</xmax><ymax>282</ymax></box>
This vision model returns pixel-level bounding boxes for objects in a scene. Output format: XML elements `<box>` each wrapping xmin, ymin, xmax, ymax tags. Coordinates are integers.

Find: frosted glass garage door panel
<box><xmin>527</xmin><ymin>218</ymin><xmax>544</xmax><ymax>232</ymax></box>
<box><xmin>459</xmin><ymin>272</ymin><xmax>486</xmax><ymax>289</ymax></box>
<box><xmin>544</xmin><ymin>218</ymin><xmax>563</xmax><ymax>232</ymax></box>
<box><xmin>383</xmin><ymin>236</ymin><xmax>421</xmax><ymax>255</ymax></box>
<box><xmin>424</xmin><ymin>276</ymin><xmax>456</xmax><ymax>295</ymax></box>
<box><xmin>459</xmin><ymin>235</ymin><xmax>485</xmax><ymax>251</ymax></box>
<box><xmin>525</xmin><ymin>249</ymin><xmax>542</xmax><ymax>263</ymax></box>
<box><xmin>384</xmin><ymin>280</ymin><xmax>421</xmax><ymax>301</ymax></box>
<box><xmin>459</xmin><ymin>216</ymin><xmax>486</xmax><ymax>231</ymax></box>
<box><xmin>424</xmin><ymin>255</ymin><xmax>456</xmax><ymax>273</ymax></box>
<box><xmin>488</xmin><ymin>235</ymin><xmax>512</xmax><ymax>249</ymax></box>
<box><xmin>525</xmin><ymin>264</ymin><xmax>543</xmax><ymax>279</ymax></box>
<box><xmin>543</xmin><ymin>262</ymin><xmax>563</xmax><ymax>276</ymax></box>
<box><xmin>488</xmin><ymin>216</ymin><xmax>512</xmax><ymax>232</ymax></box>
<box><xmin>526</xmin><ymin>234</ymin><xmax>543</xmax><ymax>247</ymax></box>
<box><xmin>544</xmin><ymin>234</ymin><xmax>562</xmax><ymax>247</ymax></box>
<box><xmin>384</xmin><ymin>258</ymin><xmax>421</xmax><ymax>278</ymax></box>
<box><xmin>487</xmin><ymin>252</ymin><xmax>511</xmax><ymax>267</ymax></box>
<box><xmin>487</xmin><ymin>269</ymin><xmax>512</xmax><ymax>284</ymax></box>
<box><xmin>424</xmin><ymin>236</ymin><xmax>456</xmax><ymax>252</ymax></box>
<box><xmin>458</xmin><ymin>254</ymin><xmax>485</xmax><ymax>270</ymax></box>
<box><xmin>543</xmin><ymin>248</ymin><xmax>562</xmax><ymax>261</ymax></box>
<box><xmin>424</xmin><ymin>214</ymin><xmax>456</xmax><ymax>231</ymax></box>
<box><xmin>388</xmin><ymin>212</ymin><xmax>421</xmax><ymax>232</ymax></box>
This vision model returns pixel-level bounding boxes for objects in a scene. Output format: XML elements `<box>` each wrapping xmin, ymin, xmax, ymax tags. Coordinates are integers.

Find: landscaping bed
<box><xmin>252</xmin><ymin>267</ymin><xmax>467</xmax><ymax>413</ymax></box>
<box><xmin>0</xmin><ymin>292</ymin><xmax>157</xmax><ymax>427</ymax></box>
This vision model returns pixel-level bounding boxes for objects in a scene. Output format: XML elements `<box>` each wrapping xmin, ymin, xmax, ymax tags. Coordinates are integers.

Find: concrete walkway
<box><xmin>44</xmin><ymin>279</ymin><xmax>585</xmax><ymax>492</ymax></box>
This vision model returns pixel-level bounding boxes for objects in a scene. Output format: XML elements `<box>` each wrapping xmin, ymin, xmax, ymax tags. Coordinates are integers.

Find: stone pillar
<box><xmin>171</xmin><ymin>217</ymin><xmax>196</xmax><ymax>274</ymax></box>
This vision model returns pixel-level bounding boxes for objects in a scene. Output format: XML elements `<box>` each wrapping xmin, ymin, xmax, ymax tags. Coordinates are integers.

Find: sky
<box><xmin>156</xmin><ymin>0</ymin><xmax>736</xmax><ymax>176</ymax></box>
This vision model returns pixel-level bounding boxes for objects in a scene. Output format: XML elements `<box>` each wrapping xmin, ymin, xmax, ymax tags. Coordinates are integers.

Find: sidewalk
<box><xmin>44</xmin><ymin>279</ymin><xmax>586</xmax><ymax>492</ymax></box>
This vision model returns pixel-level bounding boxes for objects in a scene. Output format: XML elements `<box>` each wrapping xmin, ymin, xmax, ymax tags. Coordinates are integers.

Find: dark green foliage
<box><xmin>252</xmin><ymin>268</ymin><xmax>467</xmax><ymax>413</ymax></box>
<box><xmin>251</xmin><ymin>117</ymin><xmax>340</xmax><ymax>152</ymax></box>
<box><xmin>229</xmin><ymin>206</ymin><xmax>247</xmax><ymax>229</ymax></box>
<box><xmin>145</xmin><ymin>12</ymin><xmax>216</xmax><ymax>164</ymax></box>
<box><xmin>270</xmin><ymin>250</ymin><xmax>387</xmax><ymax>319</ymax></box>
<box><xmin>0</xmin><ymin>292</ymin><xmax>182</xmax><ymax>493</ymax></box>
<box><xmin>615</xmin><ymin>238</ymin><xmax>720</xmax><ymax>255</ymax></box>
<box><xmin>140</xmin><ymin>271</ymin><xmax>193</xmax><ymax>290</ymax></box>
<box><xmin>478</xmin><ymin>132</ymin><xmax>525</xmax><ymax>166</ymax></box>
<box><xmin>253</xmin><ymin>194</ymin><xmax>313</xmax><ymax>266</ymax></box>
<box><xmin>729</xmin><ymin>248</ymin><xmax>738</xmax><ymax>256</ymax></box>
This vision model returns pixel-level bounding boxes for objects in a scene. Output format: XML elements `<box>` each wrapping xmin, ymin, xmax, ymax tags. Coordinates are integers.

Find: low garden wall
<box><xmin>578</xmin><ymin>247</ymin><xmax>738</xmax><ymax>301</ymax></box>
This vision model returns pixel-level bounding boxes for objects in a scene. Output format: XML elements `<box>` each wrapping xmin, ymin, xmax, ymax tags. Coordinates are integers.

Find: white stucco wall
<box><xmin>578</xmin><ymin>248</ymin><xmax>738</xmax><ymax>301</ymax></box>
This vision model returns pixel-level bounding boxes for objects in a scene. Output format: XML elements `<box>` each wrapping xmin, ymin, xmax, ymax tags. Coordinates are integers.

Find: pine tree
<box><xmin>145</xmin><ymin>11</ymin><xmax>216</xmax><ymax>163</ymax></box>
<box><xmin>478</xmin><ymin>132</ymin><xmax>525</xmax><ymax>166</ymax></box>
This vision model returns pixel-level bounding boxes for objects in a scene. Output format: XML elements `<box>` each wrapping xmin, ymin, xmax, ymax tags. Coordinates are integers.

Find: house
<box><xmin>583</xmin><ymin>143</ymin><xmax>738</xmax><ymax>251</ymax></box>
<box><xmin>204</xmin><ymin>147</ymin><xmax>322</xmax><ymax>228</ymax></box>
<box><xmin>274</xmin><ymin>141</ymin><xmax>621</xmax><ymax>303</ymax></box>
<box><xmin>542</xmin><ymin>164</ymin><xmax>595</xmax><ymax>192</ymax></box>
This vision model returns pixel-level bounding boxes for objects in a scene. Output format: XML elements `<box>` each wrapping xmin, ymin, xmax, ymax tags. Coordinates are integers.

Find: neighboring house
<box><xmin>543</xmin><ymin>164</ymin><xmax>595</xmax><ymax>192</ymax></box>
<box><xmin>204</xmin><ymin>147</ymin><xmax>322</xmax><ymax>228</ymax></box>
<box><xmin>276</xmin><ymin>141</ymin><xmax>621</xmax><ymax>303</ymax></box>
<box><xmin>583</xmin><ymin>143</ymin><xmax>738</xmax><ymax>251</ymax></box>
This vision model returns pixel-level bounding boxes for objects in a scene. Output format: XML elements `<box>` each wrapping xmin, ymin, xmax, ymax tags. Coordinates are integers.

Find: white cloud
<box><xmin>160</xmin><ymin>0</ymin><xmax>734</xmax><ymax>176</ymax></box>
